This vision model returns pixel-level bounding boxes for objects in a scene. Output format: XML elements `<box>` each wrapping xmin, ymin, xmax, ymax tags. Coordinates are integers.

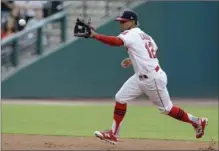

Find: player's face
<box><xmin>119</xmin><ymin>20</ymin><xmax>135</xmax><ymax>31</ymax></box>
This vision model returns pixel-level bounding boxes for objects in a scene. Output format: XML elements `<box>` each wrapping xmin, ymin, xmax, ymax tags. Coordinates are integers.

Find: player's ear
<box><xmin>134</xmin><ymin>20</ymin><xmax>138</xmax><ymax>25</ymax></box>
<box><xmin>132</xmin><ymin>20</ymin><xmax>135</xmax><ymax>25</ymax></box>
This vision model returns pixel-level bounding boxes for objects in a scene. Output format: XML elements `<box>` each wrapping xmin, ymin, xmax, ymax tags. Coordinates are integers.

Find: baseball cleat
<box><xmin>94</xmin><ymin>130</ymin><xmax>118</xmax><ymax>145</ymax></box>
<box><xmin>193</xmin><ymin>117</ymin><xmax>208</xmax><ymax>139</ymax></box>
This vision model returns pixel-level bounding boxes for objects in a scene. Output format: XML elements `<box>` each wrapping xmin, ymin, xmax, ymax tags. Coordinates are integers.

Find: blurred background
<box><xmin>1</xmin><ymin>0</ymin><xmax>218</xmax><ymax>99</ymax></box>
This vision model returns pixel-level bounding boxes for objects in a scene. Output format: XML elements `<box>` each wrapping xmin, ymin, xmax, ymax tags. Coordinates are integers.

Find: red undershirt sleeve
<box><xmin>94</xmin><ymin>34</ymin><xmax>124</xmax><ymax>46</ymax></box>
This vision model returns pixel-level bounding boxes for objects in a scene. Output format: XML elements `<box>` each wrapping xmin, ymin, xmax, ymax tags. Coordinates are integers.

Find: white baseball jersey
<box><xmin>118</xmin><ymin>27</ymin><xmax>159</xmax><ymax>75</ymax></box>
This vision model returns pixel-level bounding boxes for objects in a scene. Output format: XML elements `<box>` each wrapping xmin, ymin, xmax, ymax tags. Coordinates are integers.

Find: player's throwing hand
<box><xmin>121</xmin><ymin>58</ymin><xmax>132</xmax><ymax>68</ymax></box>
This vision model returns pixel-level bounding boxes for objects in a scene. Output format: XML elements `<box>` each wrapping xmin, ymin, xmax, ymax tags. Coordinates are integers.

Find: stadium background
<box><xmin>2</xmin><ymin>1</ymin><xmax>218</xmax><ymax>99</ymax></box>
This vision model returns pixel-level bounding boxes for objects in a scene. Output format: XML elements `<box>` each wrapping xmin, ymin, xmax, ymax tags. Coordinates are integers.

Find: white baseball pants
<box><xmin>115</xmin><ymin>69</ymin><xmax>173</xmax><ymax>114</ymax></box>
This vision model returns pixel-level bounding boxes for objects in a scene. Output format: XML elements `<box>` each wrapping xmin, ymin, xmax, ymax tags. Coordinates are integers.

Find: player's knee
<box><xmin>115</xmin><ymin>93</ymin><xmax>127</xmax><ymax>104</ymax></box>
<box><xmin>158</xmin><ymin>103</ymin><xmax>173</xmax><ymax>114</ymax></box>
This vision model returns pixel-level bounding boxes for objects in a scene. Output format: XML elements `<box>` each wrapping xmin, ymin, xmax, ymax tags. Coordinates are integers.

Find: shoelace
<box><xmin>193</xmin><ymin>122</ymin><xmax>202</xmax><ymax>135</ymax></box>
<box><xmin>196</xmin><ymin>125</ymin><xmax>202</xmax><ymax>134</ymax></box>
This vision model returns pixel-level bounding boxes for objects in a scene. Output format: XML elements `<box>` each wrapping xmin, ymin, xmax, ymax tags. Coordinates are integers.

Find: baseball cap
<box><xmin>115</xmin><ymin>10</ymin><xmax>138</xmax><ymax>24</ymax></box>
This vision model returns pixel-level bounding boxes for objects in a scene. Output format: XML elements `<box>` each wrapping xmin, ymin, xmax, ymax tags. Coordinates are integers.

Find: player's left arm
<box><xmin>90</xmin><ymin>30</ymin><xmax>124</xmax><ymax>46</ymax></box>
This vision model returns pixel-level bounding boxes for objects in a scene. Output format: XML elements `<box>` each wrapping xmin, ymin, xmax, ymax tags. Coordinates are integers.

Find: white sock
<box><xmin>188</xmin><ymin>113</ymin><xmax>200</xmax><ymax>125</ymax></box>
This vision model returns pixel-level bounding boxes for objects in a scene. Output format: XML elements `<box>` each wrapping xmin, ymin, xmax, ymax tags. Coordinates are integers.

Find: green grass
<box><xmin>2</xmin><ymin>104</ymin><xmax>218</xmax><ymax>142</ymax></box>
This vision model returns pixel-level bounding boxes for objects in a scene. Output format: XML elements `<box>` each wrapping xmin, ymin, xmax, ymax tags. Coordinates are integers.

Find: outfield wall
<box><xmin>2</xmin><ymin>1</ymin><xmax>218</xmax><ymax>98</ymax></box>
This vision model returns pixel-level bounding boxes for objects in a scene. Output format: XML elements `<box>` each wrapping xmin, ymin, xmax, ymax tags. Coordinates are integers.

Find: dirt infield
<box><xmin>2</xmin><ymin>99</ymin><xmax>218</xmax><ymax>150</ymax></box>
<box><xmin>2</xmin><ymin>134</ymin><xmax>218</xmax><ymax>150</ymax></box>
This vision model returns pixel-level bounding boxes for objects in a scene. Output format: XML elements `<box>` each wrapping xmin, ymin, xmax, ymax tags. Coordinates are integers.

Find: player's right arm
<box><xmin>121</xmin><ymin>58</ymin><xmax>132</xmax><ymax>68</ymax></box>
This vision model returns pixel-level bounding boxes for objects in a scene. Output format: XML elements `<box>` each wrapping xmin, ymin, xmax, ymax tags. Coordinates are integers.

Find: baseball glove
<box><xmin>74</xmin><ymin>18</ymin><xmax>92</xmax><ymax>38</ymax></box>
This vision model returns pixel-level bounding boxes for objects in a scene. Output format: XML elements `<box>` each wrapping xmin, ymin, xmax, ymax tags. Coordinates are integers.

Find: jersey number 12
<box><xmin>145</xmin><ymin>41</ymin><xmax>157</xmax><ymax>59</ymax></box>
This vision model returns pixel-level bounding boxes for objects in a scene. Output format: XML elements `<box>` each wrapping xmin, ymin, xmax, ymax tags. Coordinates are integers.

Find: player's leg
<box><xmin>112</xmin><ymin>74</ymin><xmax>143</xmax><ymax>137</ymax></box>
<box><xmin>142</xmin><ymin>72</ymin><xmax>207</xmax><ymax>139</ymax></box>
<box><xmin>95</xmin><ymin>74</ymin><xmax>143</xmax><ymax>144</ymax></box>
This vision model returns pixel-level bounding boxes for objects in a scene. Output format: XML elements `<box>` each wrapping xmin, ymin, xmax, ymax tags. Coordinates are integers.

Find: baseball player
<box><xmin>74</xmin><ymin>10</ymin><xmax>208</xmax><ymax>145</ymax></box>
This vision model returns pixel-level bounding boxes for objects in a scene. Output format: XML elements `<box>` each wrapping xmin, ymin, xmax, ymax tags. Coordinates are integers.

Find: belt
<box><xmin>139</xmin><ymin>66</ymin><xmax>160</xmax><ymax>79</ymax></box>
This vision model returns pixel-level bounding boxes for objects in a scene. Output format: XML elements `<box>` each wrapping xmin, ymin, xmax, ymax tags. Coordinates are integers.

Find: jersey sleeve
<box><xmin>151</xmin><ymin>38</ymin><xmax>158</xmax><ymax>51</ymax></box>
<box><xmin>117</xmin><ymin>30</ymin><xmax>134</xmax><ymax>47</ymax></box>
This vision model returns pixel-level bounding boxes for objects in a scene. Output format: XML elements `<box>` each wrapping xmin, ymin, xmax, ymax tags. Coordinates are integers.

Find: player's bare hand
<box><xmin>121</xmin><ymin>58</ymin><xmax>132</xmax><ymax>68</ymax></box>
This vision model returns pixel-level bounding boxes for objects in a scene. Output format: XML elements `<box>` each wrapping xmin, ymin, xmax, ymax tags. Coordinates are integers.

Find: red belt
<box><xmin>139</xmin><ymin>66</ymin><xmax>160</xmax><ymax>79</ymax></box>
